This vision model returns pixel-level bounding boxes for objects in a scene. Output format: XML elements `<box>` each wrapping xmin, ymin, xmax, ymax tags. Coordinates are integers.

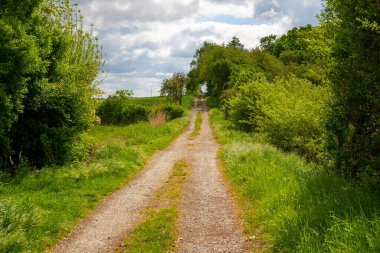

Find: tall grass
<box><xmin>0</xmin><ymin>116</ymin><xmax>189</xmax><ymax>252</ymax></box>
<box><xmin>209</xmin><ymin>109</ymin><xmax>380</xmax><ymax>252</ymax></box>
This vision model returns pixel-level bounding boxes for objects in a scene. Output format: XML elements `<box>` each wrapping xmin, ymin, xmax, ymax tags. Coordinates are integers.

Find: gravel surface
<box><xmin>176</xmin><ymin>101</ymin><xmax>247</xmax><ymax>253</ymax></box>
<box><xmin>52</xmin><ymin>109</ymin><xmax>197</xmax><ymax>253</ymax></box>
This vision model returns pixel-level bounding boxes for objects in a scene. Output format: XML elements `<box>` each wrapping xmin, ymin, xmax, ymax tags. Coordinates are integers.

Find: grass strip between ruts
<box><xmin>188</xmin><ymin>112</ymin><xmax>202</xmax><ymax>140</ymax></box>
<box><xmin>121</xmin><ymin>159</ymin><xmax>190</xmax><ymax>253</ymax></box>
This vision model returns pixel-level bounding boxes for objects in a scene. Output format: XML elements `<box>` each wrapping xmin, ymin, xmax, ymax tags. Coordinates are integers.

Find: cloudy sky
<box><xmin>76</xmin><ymin>0</ymin><xmax>323</xmax><ymax>97</ymax></box>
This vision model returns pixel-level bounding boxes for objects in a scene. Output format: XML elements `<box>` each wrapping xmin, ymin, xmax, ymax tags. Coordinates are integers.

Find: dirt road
<box><xmin>176</xmin><ymin>100</ymin><xmax>246</xmax><ymax>252</ymax></box>
<box><xmin>52</xmin><ymin>99</ymin><xmax>246</xmax><ymax>252</ymax></box>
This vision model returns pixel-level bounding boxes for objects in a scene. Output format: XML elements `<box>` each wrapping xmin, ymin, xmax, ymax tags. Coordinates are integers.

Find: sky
<box><xmin>76</xmin><ymin>0</ymin><xmax>323</xmax><ymax>97</ymax></box>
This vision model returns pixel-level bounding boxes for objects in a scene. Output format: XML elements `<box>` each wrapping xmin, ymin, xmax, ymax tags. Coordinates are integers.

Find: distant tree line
<box><xmin>186</xmin><ymin>0</ymin><xmax>379</xmax><ymax>181</ymax></box>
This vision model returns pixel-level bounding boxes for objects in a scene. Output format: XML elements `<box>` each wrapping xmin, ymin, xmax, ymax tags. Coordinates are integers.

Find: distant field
<box><xmin>131</xmin><ymin>96</ymin><xmax>194</xmax><ymax>109</ymax></box>
<box><xmin>130</xmin><ymin>96</ymin><xmax>166</xmax><ymax>106</ymax></box>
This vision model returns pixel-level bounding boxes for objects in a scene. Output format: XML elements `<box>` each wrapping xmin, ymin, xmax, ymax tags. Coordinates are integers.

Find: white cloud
<box><xmin>76</xmin><ymin>0</ymin><xmax>322</xmax><ymax>97</ymax></box>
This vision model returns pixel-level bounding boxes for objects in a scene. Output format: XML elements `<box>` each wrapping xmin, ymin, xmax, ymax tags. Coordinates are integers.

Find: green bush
<box><xmin>258</xmin><ymin>76</ymin><xmax>332</xmax><ymax>162</ymax></box>
<box><xmin>96</xmin><ymin>90</ymin><xmax>149</xmax><ymax>125</ymax></box>
<box><xmin>229</xmin><ymin>75</ymin><xmax>332</xmax><ymax>162</ymax></box>
<box><xmin>0</xmin><ymin>0</ymin><xmax>103</xmax><ymax>171</ymax></box>
<box><xmin>121</xmin><ymin>104</ymin><xmax>149</xmax><ymax>125</ymax></box>
<box><xmin>163</xmin><ymin>103</ymin><xmax>184</xmax><ymax>120</ymax></box>
<box><xmin>229</xmin><ymin>75</ymin><xmax>268</xmax><ymax>132</ymax></box>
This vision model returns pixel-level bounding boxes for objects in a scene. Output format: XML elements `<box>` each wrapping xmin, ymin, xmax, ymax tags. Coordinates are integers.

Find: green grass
<box><xmin>122</xmin><ymin>160</ymin><xmax>189</xmax><ymax>253</ymax></box>
<box><xmin>188</xmin><ymin>112</ymin><xmax>202</xmax><ymax>140</ymax></box>
<box><xmin>181</xmin><ymin>96</ymin><xmax>195</xmax><ymax>110</ymax></box>
<box><xmin>130</xmin><ymin>96</ymin><xmax>166</xmax><ymax>106</ymax></box>
<box><xmin>209</xmin><ymin>109</ymin><xmax>380</xmax><ymax>252</ymax></box>
<box><xmin>0</xmin><ymin>116</ymin><xmax>190</xmax><ymax>253</ymax></box>
<box><xmin>130</xmin><ymin>96</ymin><xmax>194</xmax><ymax>110</ymax></box>
<box><xmin>122</xmin><ymin>209</ymin><xmax>178</xmax><ymax>253</ymax></box>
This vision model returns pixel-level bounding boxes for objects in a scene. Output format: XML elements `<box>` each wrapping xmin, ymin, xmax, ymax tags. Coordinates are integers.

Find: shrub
<box><xmin>229</xmin><ymin>75</ymin><xmax>332</xmax><ymax>162</ymax></box>
<box><xmin>258</xmin><ymin>76</ymin><xmax>332</xmax><ymax>162</ymax></box>
<box><xmin>229</xmin><ymin>75</ymin><xmax>269</xmax><ymax>132</ymax></box>
<box><xmin>0</xmin><ymin>0</ymin><xmax>104</xmax><ymax>170</ymax></box>
<box><xmin>163</xmin><ymin>103</ymin><xmax>184</xmax><ymax>120</ymax></box>
<box><xmin>96</xmin><ymin>90</ymin><xmax>149</xmax><ymax>126</ymax></box>
<box><xmin>121</xmin><ymin>104</ymin><xmax>149</xmax><ymax>125</ymax></box>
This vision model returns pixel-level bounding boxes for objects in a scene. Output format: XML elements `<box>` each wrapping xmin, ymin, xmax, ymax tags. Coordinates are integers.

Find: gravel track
<box><xmin>52</xmin><ymin>99</ymin><xmax>246</xmax><ymax>253</ymax></box>
<box><xmin>52</xmin><ymin>109</ymin><xmax>197</xmax><ymax>253</ymax></box>
<box><xmin>176</xmin><ymin>101</ymin><xmax>246</xmax><ymax>253</ymax></box>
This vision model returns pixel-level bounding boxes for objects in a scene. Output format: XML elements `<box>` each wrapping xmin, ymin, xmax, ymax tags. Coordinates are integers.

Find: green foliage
<box><xmin>180</xmin><ymin>95</ymin><xmax>195</xmax><ymax>110</ymax></box>
<box><xmin>272</xmin><ymin>25</ymin><xmax>333</xmax><ymax>85</ymax></box>
<box><xmin>0</xmin><ymin>116</ymin><xmax>190</xmax><ymax>252</ymax></box>
<box><xmin>227</xmin><ymin>36</ymin><xmax>245</xmax><ymax>50</ymax></box>
<box><xmin>163</xmin><ymin>103</ymin><xmax>184</xmax><ymax>120</ymax></box>
<box><xmin>96</xmin><ymin>90</ymin><xmax>149</xmax><ymax>125</ymax></box>
<box><xmin>0</xmin><ymin>0</ymin><xmax>103</xmax><ymax>170</ymax></box>
<box><xmin>260</xmin><ymin>76</ymin><xmax>332</xmax><ymax>162</ymax></box>
<box><xmin>229</xmin><ymin>75</ymin><xmax>268</xmax><ymax>131</ymax></box>
<box><xmin>322</xmin><ymin>0</ymin><xmax>380</xmax><ymax>179</ymax></box>
<box><xmin>210</xmin><ymin>109</ymin><xmax>380</xmax><ymax>252</ymax></box>
<box><xmin>229</xmin><ymin>75</ymin><xmax>332</xmax><ymax>162</ymax></box>
<box><xmin>160</xmin><ymin>72</ymin><xmax>188</xmax><ymax>104</ymax></box>
<box><xmin>259</xmin><ymin>34</ymin><xmax>277</xmax><ymax>54</ymax></box>
<box><xmin>190</xmin><ymin>40</ymin><xmax>285</xmax><ymax>99</ymax></box>
<box><xmin>205</xmin><ymin>96</ymin><xmax>219</xmax><ymax>108</ymax></box>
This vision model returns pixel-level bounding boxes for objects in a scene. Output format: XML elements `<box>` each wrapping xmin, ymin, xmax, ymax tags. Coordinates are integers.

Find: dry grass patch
<box><xmin>149</xmin><ymin>110</ymin><xmax>167</xmax><ymax>127</ymax></box>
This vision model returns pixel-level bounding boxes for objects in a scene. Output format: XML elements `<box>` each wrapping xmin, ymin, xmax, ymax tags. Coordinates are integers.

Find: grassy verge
<box><xmin>0</xmin><ymin>117</ymin><xmax>190</xmax><ymax>253</ymax></box>
<box><xmin>121</xmin><ymin>160</ymin><xmax>189</xmax><ymax>253</ymax></box>
<box><xmin>188</xmin><ymin>112</ymin><xmax>202</xmax><ymax>140</ymax></box>
<box><xmin>209</xmin><ymin>109</ymin><xmax>380</xmax><ymax>252</ymax></box>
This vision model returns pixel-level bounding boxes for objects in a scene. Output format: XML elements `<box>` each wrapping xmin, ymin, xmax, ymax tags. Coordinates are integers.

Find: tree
<box><xmin>160</xmin><ymin>73</ymin><xmax>188</xmax><ymax>104</ymax></box>
<box><xmin>272</xmin><ymin>25</ymin><xmax>333</xmax><ymax>85</ymax></box>
<box><xmin>0</xmin><ymin>0</ymin><xmax>104</xmax><ymax>171</ymax></box>
<box><xmin>227</xmin><ymin>36</ymin><xmax>244</xmax><ymax>50</ymax></box>
<box><xmin>260</xmin><ymin>34</ymin><xmax>277</xmax><ymax>54</ymax></box>
<box><xmin>323</xmin><ymin>0</ymin><xmax>380</xmax><ymax>179</ymax></box>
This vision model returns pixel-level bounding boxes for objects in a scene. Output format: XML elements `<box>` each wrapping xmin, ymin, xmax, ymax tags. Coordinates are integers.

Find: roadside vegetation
<box><xmin>0</xmin><ymin>114</ymin><xmax>189</xmax><ymax>252</ymax></box>
<box><xmin>188</xmin><ymin>0</ymin><xmax>379</xmax><ymax>180</ymax></box>
<box><xmin>121</xmin><ymin>160</ymin><xmax>189</xmax><ymax>253</ymax></box>
<box><xmin>210</xmin><ymin>109</ymin><xmax>380</xmax><ymax>252</ymax></box>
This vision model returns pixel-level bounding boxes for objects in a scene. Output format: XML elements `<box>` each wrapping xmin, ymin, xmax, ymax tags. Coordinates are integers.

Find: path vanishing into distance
<box><xmin>52</xmin><ymin>98</ymin><xmax>247</xmax><ymax>253</ymax></box>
